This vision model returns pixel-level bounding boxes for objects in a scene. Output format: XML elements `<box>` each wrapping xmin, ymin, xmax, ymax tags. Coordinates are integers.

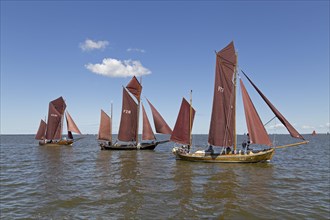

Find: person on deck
<box><xmin>242</xmin><ymin>133</ymin><xmax>252</xmax><ymax>151</ymax></box>
<box><xmin>206</xmin><ymin>145</ymin><xmax>214</xmax><ymax>154</ymax></box>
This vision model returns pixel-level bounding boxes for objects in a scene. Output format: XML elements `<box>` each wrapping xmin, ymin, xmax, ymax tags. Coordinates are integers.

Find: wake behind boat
<box><xmin>172</xmin><ymin>41</ymin><xmax>308</xmax><ymax>163</ymax></box>
<box><xmin>98</xmin><ymin>76</ymin><xmax>172</xmax><ymax>150</ymax></box>
<box><xmin>35</xmin><ymin>96</ymin><xmax>82</xmax><ymax>146</ymax></box>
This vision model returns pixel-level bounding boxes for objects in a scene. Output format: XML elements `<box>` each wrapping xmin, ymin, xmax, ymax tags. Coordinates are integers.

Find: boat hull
<box><xmin>173</xmin><ymin>148</ymin><xmax>275</xmax><ymax>163</ymax></box>
<box><xmin>39</xmin><ymin>140</ymin><xmax>73</xmax><ymax>147</ymax></box>
<box><xmin>100</xmin><ymin>140</ymin><xmax>169</xmax><ymax>151</ymax></box>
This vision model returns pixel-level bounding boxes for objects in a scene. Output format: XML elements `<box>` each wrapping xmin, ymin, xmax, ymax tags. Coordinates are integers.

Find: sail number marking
<box><xmin>218</xmin><ymin>86</ymin><xmax>224</xmax><ymax>93</ymax></box>
<box><xmin>123</xmin><ymin>109</ymin><xmax>131</xmax><ymax>114</ymax></box>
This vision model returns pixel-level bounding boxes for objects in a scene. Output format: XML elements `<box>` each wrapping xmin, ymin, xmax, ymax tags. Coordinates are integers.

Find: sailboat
<box><xmin>99</xmin><ymin>76</ymin><xmax>172</xmax><ymax>150</ymax></box>
<box><xmin>35</xmin><ymin>96</ymin><xmax>82</xmax><ymax>146</ymax></box>
<box><xmin>172</xmin><ymin>41</ymin><xmax>308</xmax><ymax>163</ymax></box>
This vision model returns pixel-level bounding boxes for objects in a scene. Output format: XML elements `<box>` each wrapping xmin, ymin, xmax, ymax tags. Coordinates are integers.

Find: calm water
<box><xmin>0</xmin><ymin>134</ymin><xmax>329</xmax><ymax>219</ymax></box>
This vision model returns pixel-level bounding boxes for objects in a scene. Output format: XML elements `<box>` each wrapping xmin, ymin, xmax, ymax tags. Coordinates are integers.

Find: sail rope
<box><xmin>272</xmin><ymin>117</ymin><xmax>277</xmax><ymax>147</ymax></box>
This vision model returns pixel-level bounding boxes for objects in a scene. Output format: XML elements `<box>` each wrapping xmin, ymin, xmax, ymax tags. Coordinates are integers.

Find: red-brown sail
<box><xmin>126</xmin><ymin>76</ymin><xmax>142</xmax><ymax>101</ymax></box>
<box><xmin>35</xmin><ymin>119</ymin><xmax>47</xmax><ymax>140</ymax></box>
<box><xmin>242</xmin><ymin>72</ymin><xmax>305</xmax><ymax>140</ymax></box>
<box><xmin>98</xmin><ymin>109</ymin><xmax>112</xmax><ymax>142</ymax></box>
<box><xmin>66</xmin><ymin>111</ymin><xmax>82</xmax><ymax>135</ymax></box>
<box><xmin>118</xmin><ymin>88</ymin><xmax>138</xmax><ymax>142</ymax></box>
<box><xmin>46</xmin><ymin>97</ymin><xmax>66</xmax><ymax>140</ymax></box>
<box><xmin>146</xmin><ymin>98</ymin><xmax>172</xmax><ymax>134</ymax></box>
<box><xmin>208</xmin><ymin>41</ymin><xmax>237</xmax><ymax>147</ymax></box>
<box><xmin>170</xmin><ymin>98</ymin><xmax>196</xmax><ymax>145</ymax></box>
<box><xmin>142</xmin><ymin>104</ymin><xmax>155</xmax><ymax>140</ymax></box>
<box><xmin>240</xmin><ymin>79</ymin><xmax>272</xmax><ymax>146</ymax></box>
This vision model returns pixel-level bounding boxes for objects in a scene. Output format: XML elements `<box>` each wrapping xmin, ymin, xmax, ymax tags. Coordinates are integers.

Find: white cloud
<box><xmin>267</xmin><ymin>123</ymin><xmax>285</xmax><ymax>129</ymax></box>
<box><xmin>80</xmin><ymin>39</ymin><xmax>109</xmax><ymax>51</ymax></box>
<box><xmin>302</xmin><ymin>125</ymin><xmax>314</xmax><ymax>129</ymax></box>
<box><xmin>85</xmin><ymin>58</ymin><xmax>151</xmax><ymax>77</ymax></box>
<box><xmin>319</xmin><ymin>122</ymin><xmax>330</xmax><ymax>128</ymax></box>
<box><xmin>127</xmin><ymin>48</ymin><xmax>146</xmax><ymax>53</ymax></box>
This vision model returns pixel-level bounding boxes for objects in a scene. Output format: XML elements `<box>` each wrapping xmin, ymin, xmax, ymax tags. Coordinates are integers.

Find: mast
<box><xmin>111</xmin><ymin>102</ymin><xmax>113</xmax><ymax>142</ymax></box>
<box><xmin>189</xmin><ymin>90</ymin><xmax>193</xmax><ymax>146</ymax></box>
<box><xmin>136</xmin><ymin>77</ymin><xmax>142</xmax><ymax>144</ymax></box>
<box><xmin>233</xmin><ymin>51</ymin><xmax>238</xmax><ymax>151</ymax></box>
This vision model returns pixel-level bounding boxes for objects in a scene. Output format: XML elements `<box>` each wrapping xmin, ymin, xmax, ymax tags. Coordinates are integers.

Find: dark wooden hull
<box><xmin>100</xmin><ymin>140</ymin><xmax>169</xmax><ymax>151</ymax></box>
<box><xmin>173</xmin><ymin>147</ymin><xmax>275</xmax><ymax>163</ymax></box>
<box><xmin>39</xmin><ymin>140</ymin><xmax>73</xmax><ymax>146</ymax></box>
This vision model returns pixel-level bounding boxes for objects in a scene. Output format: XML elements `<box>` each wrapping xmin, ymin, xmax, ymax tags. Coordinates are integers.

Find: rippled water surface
<box><xmin>1</xmin><ymin>134</ymin><xmax>329</xmax><ymax>219</ymax></box>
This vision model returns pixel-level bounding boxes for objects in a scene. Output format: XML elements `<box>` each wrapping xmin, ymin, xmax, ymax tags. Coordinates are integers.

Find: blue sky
<box><xmin>1</xmin><ymin>1</ymin><xmax>329</xmax><ymax>135</ymax></box>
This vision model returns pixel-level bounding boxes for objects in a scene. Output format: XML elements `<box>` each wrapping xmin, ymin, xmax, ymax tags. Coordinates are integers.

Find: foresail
<box><xmin>146</xmin><ymin>99</ymin><xmax>172</xmax><ymax>135</ymax></box>
<box><xmin>142</xmin><ymin>104</ymin><xmax>155</xmax><ymax>140</ymax></box>
<box><xmin>240</xmin><ymin>79</ymin><xmax>272</xmax><ymax>146</ymax></box>
<box><xmin>208</xmin><ymin>41</ymin><xmax>237</xmax><ymax>147</ymax></box>
<box><xmin>242</xmin><ymin>72</ymin><xmax>304</xmax><ymax>140</ymax></box>
<box><xmin>126</xmin><ymin>76</ymin><xmax>142</xmax><ymax>102</ymax></box>
<box><xmin>118</xmin><ymin>88</ymin><xmax>138</xmax><ymax>142</ymax></box>
<box><xmin>170</xmin><ymin>98</ymin><xmax>196</xmax><ymax>145</ymax></box>
<box><xmin>98</xmin><ymin>109</ymin><xmax>112</xmax><ymax>142</ymax></box>
<box><xmin>46</xmin><ymin>97</ymin><xmax>66</xmax><ymax>140</ymax></box>
<box><xmin>66</xmin><ymin>111</ymin><xmax>82</xmax><ymax>135</ymax></box>
<box><xmin>35</xmin><ymin>119</ymin><xmax>47</xmax><ymax>140</ymax></box>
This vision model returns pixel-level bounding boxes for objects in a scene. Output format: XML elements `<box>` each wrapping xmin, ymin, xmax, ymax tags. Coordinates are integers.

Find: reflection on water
<box><xmin>0</xmin><ymin>134</ymin><xmax>329</xmax><ymax>219</ymax></box>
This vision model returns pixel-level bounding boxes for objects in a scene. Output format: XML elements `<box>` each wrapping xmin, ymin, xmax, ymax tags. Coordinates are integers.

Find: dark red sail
<box><xmin>146</xmin><ymin>98</ymin><xmax>172</xmax><ymax>134</ymax></box>
<box><xmin>46</xmin><ymin>97</ymin><xmax>66</xmax><ymax>140</ymax></box>
<box><xmin>98</xmin><ymin>109</ymin><xmax>112</xmax><ymax>142</ymax></box>
<box><xmin>208</xmin><ymin>41</ymin><xmax>237</xmax><ymax>147</ymax></box>
<box><xmin>118</xmin><ymin>88</ymin><xmax>138</xmax><ymax>142</ymax></box>
<box><xmin>126</xmin><ymin>76</ymin><xmax>142</xmax><ymax>102</ymax></box>
<box><xmin>240</xmin><ymin>79</ymin><xmax>272</xmax><ymax>146</ymax></box>
<box><xmin>170</xmin><ymin>98</ymin><xmax>196</xmax><ymax>145</ymax></box>
<box><xmin>66</xmin><ymin>111</ymin><xmax>82</xmax><ymax>135</ymax></box>
<box><xmin>35</xmin><ymin>119</ymin><xmax>47</xmax><ymax>140</ymax></box>
<box><xmin>142</xmin><ymin>104</ymin><xmax>155</xmax><ymax>140</ymax></box>
<box><xmin>242</xmin><ymin>72</ymin><xmax>305</xmax><ymax>140</ymax></box>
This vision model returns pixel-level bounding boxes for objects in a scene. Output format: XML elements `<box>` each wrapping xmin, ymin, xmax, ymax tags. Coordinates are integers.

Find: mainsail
<box><xmin>240</xmin><ymin>79</ymin><xmax>272</xmax><ymax>146</ymax></box>
<box><xmin>46</xmin><ymin>96</ymin><xmax>66</xmax><ymax>140</ymax></box>
<box><xmin>118</xmin><ymin>88</ymin><xmax>138</xmax><ymax>142</ymax></box>
<box><xmin>98</xmin><ymin>109</ymin><xmax>112</xmax><ymax>142</ymax></box>
<box><xmin>242</xmin><ymin>72</ymin><xmax>305</xmax><ymax>140</ymax></box>
<box><xmin>146</xmin><ymin>98</ymin><xmax>172</xmax><ymax>135</ymax></box>
<box><xmin>142</xmin><ymin>104</ymin><xmax>155</xmax><ymax>141</ymax></box>
<box><xmin>66</xmin><ymin>111</ymin><xmax>82</xmax><ymax>139</ymax></box>
<box><xmin>170</xmin><ymin>98</ymin><xmax>196</xmax><ymax>145</ymax></box>
<box><xmin>35</xmin><ymin>119</ymin><xmax>47</xmax><ymax>140</ymax></box>
<box><xmin>208</xmin><ymin>41</ymin><xmax>237</xmax><ymax>147</ymax></box>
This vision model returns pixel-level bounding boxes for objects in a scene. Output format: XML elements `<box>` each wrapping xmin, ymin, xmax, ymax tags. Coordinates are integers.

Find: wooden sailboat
<box><xmin>99</xmin><ymin>76</ymin><xmax>172</xmax><ymax>150</ymax></box>
<box><xmin>98</xmin><ymin>108</ymin><xmax>112</xmax><ymax>148</ymax></box>
<box><xmin>35</xmin><ymin>96</ymin><xmax>82</xmax><ymax>146</ymax></box>
<box><xmin>172</xmin><ymin>41</ymin><xmax>308</xmax><ymax>163</ymax></box>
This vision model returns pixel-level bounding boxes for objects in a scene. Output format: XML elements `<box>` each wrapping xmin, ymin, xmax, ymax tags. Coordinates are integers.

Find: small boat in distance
<box><xmin>99</xmin><ymin>76</ymin><xmax>172</xmax><ymax>150</ymax></box>
<box><xmin>172</xmin><ymin>41</ymin><xmax>308</xmax><ymax>163</ymax></box>
<box><xmin>35</xmin><ymin>96</ymin><xmax>82</xmax><ymax>146</ymax></box>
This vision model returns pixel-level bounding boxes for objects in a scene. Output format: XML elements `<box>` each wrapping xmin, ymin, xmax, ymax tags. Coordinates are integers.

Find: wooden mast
<box><xmin>233</xmin><ymin>51</ymin><xmax>238</xmax><ymax>151</ymax></box>
<box><xmin>189</xmin><ymin>90</ymin><xmax>193</xmax><ymax>146</ymax></box>
<box><xmin>136</xmin><ymin>76</ymin><xmax>142</xmax><ymax>145</ymax></box>
<box><xmin>111</xmin><ymin>102</ymin><xmax>113</xmax><ymax>143</ymax></box>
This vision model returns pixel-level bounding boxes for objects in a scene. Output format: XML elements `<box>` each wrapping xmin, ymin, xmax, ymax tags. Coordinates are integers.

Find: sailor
<box><xmin>206</xmin><ymin>145</ymin><xmax>214</xmax><ymax>154</ymax></box>
<box><xmin>242</xmin><ymin>140</ymin><xmax>247</xmax><ymax>150</ymax></box>
<box><xmin>246</xmin><ymin>133</ymin><xmax>251</xmax><ymax>150</ymax></box>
